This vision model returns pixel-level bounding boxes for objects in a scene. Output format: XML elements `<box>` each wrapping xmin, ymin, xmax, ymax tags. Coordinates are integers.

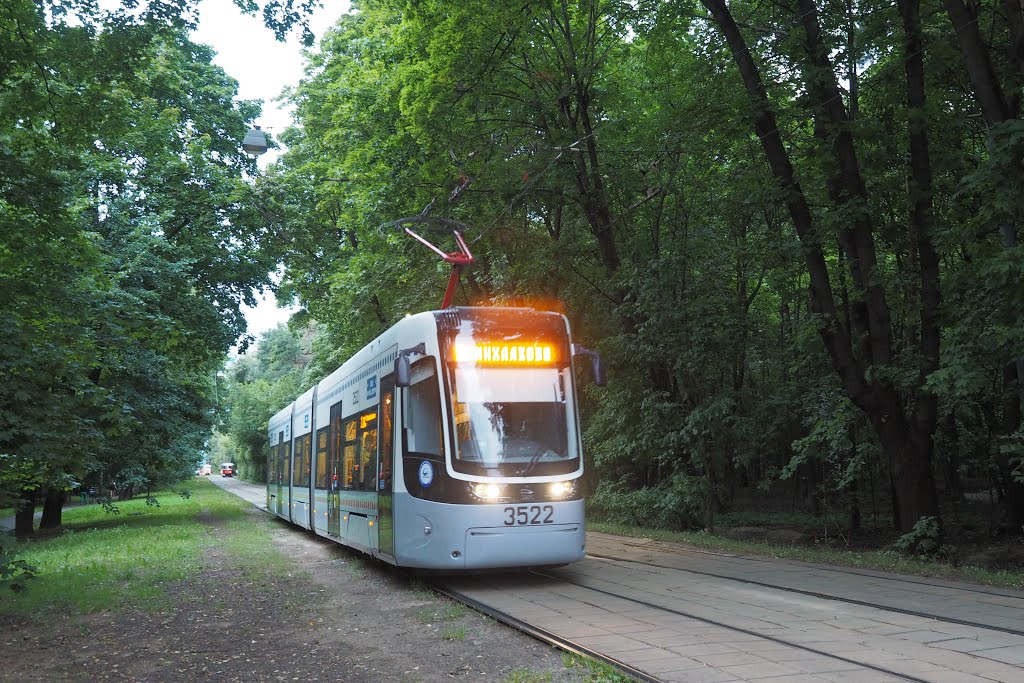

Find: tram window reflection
<box><xmin>405</xmin><ymin>359</ymin><xmax>443</xmax><ymax>456</ymax></box>
<box><xmin>315</xmin><ymin>428</ymin><xmax>328</xmax><ymax>488</ymax></box>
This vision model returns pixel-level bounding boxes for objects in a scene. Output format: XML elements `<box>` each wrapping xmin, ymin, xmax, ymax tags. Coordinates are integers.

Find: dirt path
<box><xmin>0</xmin><ymin>508</ymin><xmax>592</xmax><ymax>682</ymax></box>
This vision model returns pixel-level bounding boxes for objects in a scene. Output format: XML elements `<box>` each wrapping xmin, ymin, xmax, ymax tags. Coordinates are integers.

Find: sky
<box><xmin>190</xmin><ymin>0</ymin><xmax>350</xmax><ymax>344</ymax></box>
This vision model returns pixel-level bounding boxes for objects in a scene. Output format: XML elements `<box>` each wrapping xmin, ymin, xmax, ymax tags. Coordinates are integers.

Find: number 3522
<box><xmin>503</xmin><ymin>504</ymin><xmax>554</xmax><ymax>526</ymax></box>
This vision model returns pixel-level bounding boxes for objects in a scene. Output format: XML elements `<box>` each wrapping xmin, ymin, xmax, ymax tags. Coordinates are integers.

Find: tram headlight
<box><xmin>548</xmin><ymin>480</ymin><xmax>576</xmax><ymax>498</ymax></box>
<box><xmin>471</xmin><ymin>483</ymin><xmax>503</xmax><ymax>501</ymax></box>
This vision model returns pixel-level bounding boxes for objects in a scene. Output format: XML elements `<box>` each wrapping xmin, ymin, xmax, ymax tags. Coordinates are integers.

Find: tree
<box><xmin>1</xmin><ymin>1</ymin><xmax>302</xmax><ymax>533</ymax></box>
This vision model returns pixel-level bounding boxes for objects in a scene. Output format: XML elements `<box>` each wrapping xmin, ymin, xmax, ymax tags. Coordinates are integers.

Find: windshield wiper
<box><xmin>517</xmin><ymin>448</ymin><xmax>552</xmax><ymax>477</ymax></box>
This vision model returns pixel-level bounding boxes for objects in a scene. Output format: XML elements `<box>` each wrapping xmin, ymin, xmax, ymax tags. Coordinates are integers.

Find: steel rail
<box><xmin>426</xmin><ymin>579</ymin><xmax>662</xmax><ymax>683</ymax></box>
<box><xmin>599</xmin><ymin>536</ymin><xmax>1024</xmax><ymax>600</ymax></box>
<box><xmin>531</xmin><ymin>570</ymin><xmax>934</xmax><ymax>683</ymax></box>
<box><xmin>586</xmin><ymin>552</ymin><xmax>1024</xmax><ymax>637</ymax></box>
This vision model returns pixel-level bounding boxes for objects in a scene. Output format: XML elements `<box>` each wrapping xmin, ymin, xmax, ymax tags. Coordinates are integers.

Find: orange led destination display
<box><xmin>453</xmin><ymin>343</ymin><xmax>555</xmax><ymax>365</ymax></box>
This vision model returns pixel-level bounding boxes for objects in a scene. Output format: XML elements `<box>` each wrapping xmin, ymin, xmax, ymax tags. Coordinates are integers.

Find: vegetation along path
<box><xmin>0</xmin><ymin>480</ymin><xmax>617</xmax><ymax>682</ymax></box>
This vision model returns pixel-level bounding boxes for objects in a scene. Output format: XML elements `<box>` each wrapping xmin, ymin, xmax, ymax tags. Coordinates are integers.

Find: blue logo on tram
<box><xmin>418</xmin><ymin>460</ymin><xmax>433</xmax><ymax>488</ymax></box>
<box><xmin>367</xmin><ymin>376</ymin><xmax>377</xmax><ymax>399</ymax></box>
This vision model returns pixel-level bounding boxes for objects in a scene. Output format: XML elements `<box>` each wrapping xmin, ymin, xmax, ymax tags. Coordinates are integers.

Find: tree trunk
<box><xmin>1000</xmin><ymin>362</ymin><xmax>1024</xmax><ymax>527</ymax></box>
<box><xmin>14</xmin><ymin>489</ymin><xmax>35</xmax><ymax>538</ymax></box>
<box><xmin>39</xmin><ymin>487</ymin><xmax>65</xmax><ymax>530</ymax></box>
<box><xmin>942</xmin><ymin>0</ymin><xmax>1011</xmax><ymax>124</ymax></box>
<box><xmin>900</xmin><ymin>0</ymin><xmax>943</xmax><ymax>532</ymax></box>
<box><xmin>872</xmin><ymin>397</ymin><xmax>941</xmax><ymax>536</ymax></box>
<box><xmin>551</xmin><ymin>0</ymin><xmax>619</xmax><ymax>277</ymax></box>
<box><xmin>703</xmin><ymin>0</ymin><xmax>942</xmax><ymax>533</ymax></box>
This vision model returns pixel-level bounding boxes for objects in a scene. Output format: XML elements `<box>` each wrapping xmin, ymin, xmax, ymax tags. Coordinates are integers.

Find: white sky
<box><xmin>191</xmin><ymin>0</ymin><xmax>350</xmax><ymax>343</ymax></box>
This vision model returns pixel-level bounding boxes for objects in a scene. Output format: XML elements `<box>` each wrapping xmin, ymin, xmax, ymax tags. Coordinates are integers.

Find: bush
<box><xmin>588</xmin><ymin>475</ymin><xmax>702</xmax><ymax>531</ymax></box>
<box><xmin>1</xmin><ymin>536</ymin><xmax>36</xmax><ymax>593</ymax></box>
<box><xmin>894</xmin><ymin>515</ymin><xmax>941</xmax><ymax>556</ymax></box>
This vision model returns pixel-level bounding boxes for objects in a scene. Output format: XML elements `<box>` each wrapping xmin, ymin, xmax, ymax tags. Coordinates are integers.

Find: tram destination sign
<box><xmin>452</xmin><ymin>343</ymin><xmax>555</xmax><ymax>365</ymax></box>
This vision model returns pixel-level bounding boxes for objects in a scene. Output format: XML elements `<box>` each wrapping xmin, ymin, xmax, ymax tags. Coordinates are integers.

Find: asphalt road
<box><xmin>205</xmin><ymin>473</ymin><xmax>265</xmax><ymax>507</ymax></box>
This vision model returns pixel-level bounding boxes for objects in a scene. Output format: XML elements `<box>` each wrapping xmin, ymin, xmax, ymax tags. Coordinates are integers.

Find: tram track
<box><xmin>586</xmin><ymin>551</ymin><xmax>1024</xmax><ymax>637</ymax></box>
<box><xmin>598</xmin><ymin>535</ymin><xmax>1024</xmax><ymax>599</ymax></box>
<box><xmin>427</xmin><ymin>579</ymin><xmax>662</xmax><ymax>683</ymax></box>
<box><xmin>432</xmin><ymin>570</ymin><xmax>940</xmax><ymax>683</ymax></box>
<box><xmin>532</xmin><ymin>569</ymin><xmax>942</xmax><ymax>683</ymax></box>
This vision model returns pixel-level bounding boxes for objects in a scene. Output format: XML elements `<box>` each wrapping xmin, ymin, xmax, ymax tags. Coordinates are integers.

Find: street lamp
<box><xmin>242</xmin><ymin>127</ymin><xmax>268</xmax><ymax>155</ymax></box>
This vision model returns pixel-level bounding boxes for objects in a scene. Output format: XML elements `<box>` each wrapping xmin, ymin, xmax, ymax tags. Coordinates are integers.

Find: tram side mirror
<box><xmin>572</xmin><ymin>344</ymin><xmax>606</xmax><ymax>387</ymax></box>
<box><xmin>395</xmin><ymin>355</ymin><xmax>411</xmax><ymax>387</ymax></box>
<box><xmin>395</xmin><ymin>342</ymin><xmax>426</xmax><ymax>388</ymax></box>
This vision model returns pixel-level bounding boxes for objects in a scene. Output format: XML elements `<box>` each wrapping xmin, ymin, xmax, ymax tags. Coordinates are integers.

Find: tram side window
<box><xmin>357</xmin><ymin>409</ymin><xmax>378</xmax><ymax>491</ymax></box>
<box><xmin>293</xmin><ymin>433</ymin><xmax>311</xmax><ymax>487</ymax></box>
<box><xmin>405</xmin><ymin>359</ymin><xmax>443</xmax><ymax>456</ymax></box>
<box><xmin>342</xmin><ymin>418</ymin><xmax>357</xmax><ymax>489</ymax></box>
<box><xmin>315</xmin><ymin>428</ymin><xmax>328</xmax><ymax>488</ymax></box>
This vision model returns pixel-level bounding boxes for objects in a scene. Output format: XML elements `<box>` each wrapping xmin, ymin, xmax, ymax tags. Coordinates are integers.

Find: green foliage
<box><xmin>0</xmin><ymin>2</ymin><xmax>298</xmax><ymax>520</ymax></box>
<box><xmin>589</xmin><ymin>477</ymin><xmax>702</xmax><ymax>531</ymax></box>
<box><xmin>219</xmin><ymin>324</ymin><xmax>311</xmax><ymax>481</ymax></box>
<box><xmin>8</xmin><ymin>0</ymin><xmax>1017</xmax><ymax>547</ymax></box>
<box><xmin>1</xmin><ymin>535</ymin><xmax>37</xmax><ymax>593</ymax></box>
<box><xmin>893</xmin><ymin>516</ymin><xmax>943</xmax><ymax>557</ymax></box>
<box><xmin>98</xmin><ymin>498</ymin><xmax>120</xmax><ymax>516</ymax></box>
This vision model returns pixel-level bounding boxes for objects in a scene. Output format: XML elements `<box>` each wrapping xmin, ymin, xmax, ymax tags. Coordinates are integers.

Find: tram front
<box><xmin>394</xmin><ymin>307</ymin><xmax>598</xmax><ymax>570</ymax></box>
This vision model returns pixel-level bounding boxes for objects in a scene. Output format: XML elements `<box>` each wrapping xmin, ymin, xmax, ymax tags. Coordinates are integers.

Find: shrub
<box><xmin>589</xmin><ymin>475</ymin><xmax>702</xmax><ymax>530</ymax></box>
<box><xmin>1</xmin><ymin>536</ymin><xmax>36</xmax><ymax>593</ymax></box>
<box><xmin>894</xmin><ymin>516</ymin><xmax>941</xmax><ymax>556</ymax></box>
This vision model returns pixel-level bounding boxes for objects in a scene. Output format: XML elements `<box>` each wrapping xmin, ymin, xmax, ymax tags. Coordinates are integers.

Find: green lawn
<box><xmin>1</xmin><ymin>479</ymin><xmax>274</xmax><ymax>616</ymax></box>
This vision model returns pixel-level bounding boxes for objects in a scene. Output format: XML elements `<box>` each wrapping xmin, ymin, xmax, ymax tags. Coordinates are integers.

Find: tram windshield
<box><xmin>449</xmin><ymin>365</ymin><xmax>578</xmax><ymax>477</ymax></box>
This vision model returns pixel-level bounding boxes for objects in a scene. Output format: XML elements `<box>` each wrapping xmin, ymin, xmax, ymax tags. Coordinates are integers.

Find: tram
<box><xmin>266</xmin><ymin>306</ymin><xmax>604</xmax><ymax>571</ymax></box>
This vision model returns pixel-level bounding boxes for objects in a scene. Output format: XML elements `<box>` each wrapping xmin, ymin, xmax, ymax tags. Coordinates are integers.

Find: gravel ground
<box><xmin>0</xmin><ymin>508</ymin><xmax>595</xmax><ymax>682</ymax></box>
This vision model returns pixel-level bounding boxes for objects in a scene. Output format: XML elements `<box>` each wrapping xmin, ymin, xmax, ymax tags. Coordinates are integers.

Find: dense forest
<box><xmin>3</xmin><ymin>0</ymin><xmax>1022</xmax><ymax>555</ymax></box>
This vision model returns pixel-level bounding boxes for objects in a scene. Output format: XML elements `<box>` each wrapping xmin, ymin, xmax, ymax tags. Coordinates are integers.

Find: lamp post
<box><xmin>242</xmin><ymin>127</ymin><xmax>269</xmax><ymax>155</ymax></box>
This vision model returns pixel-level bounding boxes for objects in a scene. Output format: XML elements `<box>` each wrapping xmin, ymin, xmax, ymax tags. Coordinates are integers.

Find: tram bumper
<box><xmin>463</xmin><ymin>522</ymin><xmax>585</xmax><ymax>569</ymax></box>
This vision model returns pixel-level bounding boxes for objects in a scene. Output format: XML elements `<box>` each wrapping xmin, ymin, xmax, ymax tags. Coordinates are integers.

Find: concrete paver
<box><xmin>442</xmin><ymin>532</ymin><xmax>1024</xmax><ymax>683</ymax></box>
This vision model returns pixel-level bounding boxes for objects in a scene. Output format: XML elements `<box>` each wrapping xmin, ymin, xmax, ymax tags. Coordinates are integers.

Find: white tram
<box><xmin>266</xmin><ymin>307</ymin><xmax>604</xmax><ymax>571</ymax></box>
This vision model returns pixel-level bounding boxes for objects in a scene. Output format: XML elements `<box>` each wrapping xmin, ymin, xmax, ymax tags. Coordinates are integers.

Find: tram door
<box><xmin>377</xmin><ymin>377</ymin><xmax>396</xmax><ymax>558</ymax></box>
<box><xmin>276</xmin><ymin>436</ymin><xmax>287</xmax><ymax>516</ymax></box>
<box><xmin>327</xmin><ymin>401</ymin><xmax>343</xmax><ymax>536</ymax></box>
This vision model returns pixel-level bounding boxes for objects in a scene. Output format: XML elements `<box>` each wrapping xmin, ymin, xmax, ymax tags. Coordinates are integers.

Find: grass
<box><xmin>562</xmin><ymin>654</ymin><xmax>633</xmax><ymax>682</ymax></box>
<box><xmin>588</xmin><ymin>520</ymin><xmax>1024</xmax><ymax>590</ymax></box>
<box><xmin>504</xmin><ymin>669</ymin><xmax>553</xmax><ymax>682</ymax></box>
<box><xmin>408</xmin><ymin>577</ymin><xmax>435</xmax><ymax>601</ymax></box>
<box><xmin>0</xmin><ymin>479</ymin><xmax>273</xmax><ymax>617</ymax></box>
<box><xmin>440</xmin><ymin>625</ymin><xmax>466</xmax><ymax>640</ymax></box>
<box><xmin>416</xmin><ymin>601</ymin><xmax>467</xmax><ymax>624</ymax></box>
